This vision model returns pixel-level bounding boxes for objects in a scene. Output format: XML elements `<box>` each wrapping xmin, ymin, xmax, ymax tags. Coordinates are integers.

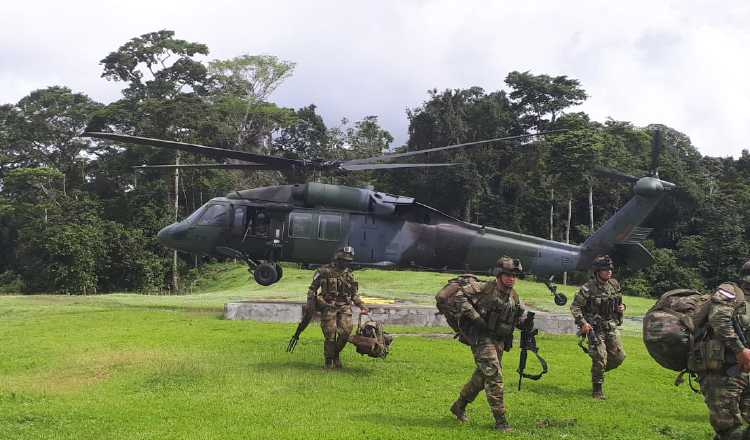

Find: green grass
<box><xmin>186</xmin><ymin>262</ymin><xmax>657</xmax><ymax>316</ymax></box>
<box><xmin>0</xmin><ymin>293</ymin><xmax>711</xmax><ymax>440</ymax></box>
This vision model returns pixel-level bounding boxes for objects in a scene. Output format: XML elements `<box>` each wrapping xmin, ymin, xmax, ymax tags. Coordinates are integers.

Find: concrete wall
<box><xmin>224</xmin><ymin>300</ymin><xmax>579</xmax><ymax>335</ymax></box>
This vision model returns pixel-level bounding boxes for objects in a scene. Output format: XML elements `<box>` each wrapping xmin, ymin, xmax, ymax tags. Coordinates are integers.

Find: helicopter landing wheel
<box><xmin>274</xmin><ymin>263</ymin><xmax>283</xmax><ymax>281</ymax></box>
<box><xmin>253</xmin><ymin>263</ymin><xmax>279</xmax><ymax>286</ymax></box>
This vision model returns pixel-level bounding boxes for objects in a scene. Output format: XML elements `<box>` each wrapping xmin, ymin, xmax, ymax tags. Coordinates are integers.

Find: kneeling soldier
<box><xmin>570</xmin><ymin>255</ymin><xmax>626</xmax><ymax>399</ymax></box>
<box><xmin>307</xmin><ymin>246</ymin><xmax>368</xmax><ymax>369</ymax></box>
<box><xmin>450</xmin><ymin>256</ymin><xmax>526</xmax><ymax>432</ymax></box>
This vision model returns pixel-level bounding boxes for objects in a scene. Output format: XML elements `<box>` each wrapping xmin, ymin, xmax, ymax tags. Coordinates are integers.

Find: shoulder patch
<box><xmin>581</xmin><ymin>285</ymin><xmax>589</xmax><ymax>293</ymax></box>
<box><xmin>712</xmin><ymin>286</ymin><xmax>737</xmax><ymax>303</ymax></box>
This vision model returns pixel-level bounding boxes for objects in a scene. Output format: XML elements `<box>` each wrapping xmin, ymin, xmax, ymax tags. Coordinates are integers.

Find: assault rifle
<box><xmin>577</xmin><ymin>319</ymin><xmax>598</xmax><ymax>354</ymax></box>
<box><xmin>287</xmin><ymin>296</ymin><xmax>316</xmax><ymax>352</ymax></box>
<box><xmin>517</xmin><ymin>311</ymin><xmax>549</xmax><ymax>390</ymax></box>
<box><xmin>727</xmin><ymin>318</ymin><xmax>749</xmax><ymax>377</ymax></box>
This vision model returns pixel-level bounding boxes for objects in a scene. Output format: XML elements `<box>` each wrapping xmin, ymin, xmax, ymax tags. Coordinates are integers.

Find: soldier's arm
<box><xmin>349</xmin><ymin>276</ymin><xmax>365</xmax><ymax>308</ymax></box>
<box><xmin>307</xmin><ymin>270</ymin><xmax>322</xmax><ymax>298</ymax></box>
<box><xmin>570</xmin><ymin>287</ymin><xmax>589</xmax><ymax>326</ymax></box>
<box><xmin>454</xmin><ymin>286</ymin><xmax>482</xmax><ymax>322</ymax></box>
<box><xmin>708</xmin><ymin>286</ymin><xmax>745</xmax><ymax>354</ymax></box>
<box><xmin>511</xmin><ymin>290</ymin><xmax>525</xmax><ymax>327</ymax></box>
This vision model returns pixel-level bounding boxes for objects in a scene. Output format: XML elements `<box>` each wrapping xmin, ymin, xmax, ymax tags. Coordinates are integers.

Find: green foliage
<box><xmin>1</xmin><ymin>29</ymin><xmax>749</xmax><ymax>296</ymax></box>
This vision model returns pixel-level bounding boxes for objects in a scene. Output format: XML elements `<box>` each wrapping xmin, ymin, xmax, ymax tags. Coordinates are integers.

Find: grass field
<box><xmin>0</xmin><ymin>264</ymin><xmax>714</xmax><ymax>439</ymax></box>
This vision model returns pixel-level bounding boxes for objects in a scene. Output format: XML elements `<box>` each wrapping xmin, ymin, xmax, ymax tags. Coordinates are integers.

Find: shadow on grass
<box><xmin>254</xmin><ymin>360</ymin><xmax>376</xmax><ymax>377</ymax></box>
<box><xmin>513</xmin><ymin>382</ymin><xmax>589</xmax><ymax>398</ymax></box>
<box><xmin>355</xmin><ymin>413</ymin><xmax>462</xmax><ymax>430</ymax></box>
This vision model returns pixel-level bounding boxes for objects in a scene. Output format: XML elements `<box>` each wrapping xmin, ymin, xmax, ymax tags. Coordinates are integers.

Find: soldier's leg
<box><xmin>320</xmin><ymin>312</ymin><xmax>337</xmax><ymax>368</ymax></box>
<box><xmin>589</xmin><ymin>333</ymin><xmax>607</xmax><ymax>399</ymax></box>
<box><xmin>475</xmin><ymin>343</ymin><xmax>509</xmax><ymax>430</ymax></box>
<box><xmin>452</xmin><ymin>368</ymin><xmax>483</xmax><ymax>422</ymax></box>
<box><xmin>333</xmin><ymin>310</ymin><xmax>353</xmax><ymax>368</ymax></box>
<box><xmin>604</xmin><ymin>330</ymin><xmax>626</xmax><ymax>372</ymax></box>
<box><xmin>701</xmin><ymin>373</ymin><xmax>749</xmax><ymax>439</ymax></box>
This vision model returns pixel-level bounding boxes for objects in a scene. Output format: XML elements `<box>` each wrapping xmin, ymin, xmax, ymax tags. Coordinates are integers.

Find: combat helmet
<box><xmin>334</xmin><ymin>246</ymin><xmax>355</xmax><ymax>261</ymax></box>
<box><xmin>493</xmin><ymin>256</ymin><xmax>524</xmax><ymax>277</ymax></box>
<box><xmin>740</xmin><ymin>259</ymin><xmax>750</xmax><ymax>284</ymax></box>
<box><xmin>591</xmin><ymin>255</ymin><xmax>614</xmax><ymax>271</ymax></box>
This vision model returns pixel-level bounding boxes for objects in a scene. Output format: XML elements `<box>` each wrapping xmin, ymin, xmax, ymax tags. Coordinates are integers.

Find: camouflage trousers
<box><xmin>320</xmin><ymin>304</ymin><xmax>353</xmax><ymax>361</ymax></box>
<box><xmin>458</xmin><ymin>340</ymin><xmax>506</xmax><ymax>417</ymax></box>
<box><xmin>700</xmin><ymin>372</ymin><xmax>750</xmax><ymax>440</ymax></box>
<box><xmin>588</xmin><ymin>327</ymin><xmax>625</xmax><ymax>384</ymax></box>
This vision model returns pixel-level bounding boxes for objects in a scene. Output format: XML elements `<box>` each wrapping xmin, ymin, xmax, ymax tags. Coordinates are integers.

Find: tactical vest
<box><xmin>582</xmin><ymin>280</ymin><xmax>622</xmax><ymax>324</ymax></box>
<box><xmin>319</xmin><ymin>267</ymin><xmax>357</xmax><ymax>304</ymax></box>
<box><xmin>474</xmin><ymin>283</ymin><xmax>519</xmax><ymax>338</ymax></box>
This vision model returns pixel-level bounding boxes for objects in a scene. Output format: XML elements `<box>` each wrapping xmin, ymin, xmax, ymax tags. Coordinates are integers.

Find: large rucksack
<box><xmin>435</xmin><ymin>274</ymin><xmax>484</xmax><ymax>344</ymax></box>
<box><xmin>642</xmin><ymin>289</ymin><xmax>712</xmax><ymax>372</ymax></box>
<box><xmin>349</xmin><ymin>317</ymin><xmax>393</xmax><ymax>359</ymax></box>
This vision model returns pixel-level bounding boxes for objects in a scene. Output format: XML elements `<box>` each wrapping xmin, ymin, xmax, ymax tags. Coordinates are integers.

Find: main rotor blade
<box><xmin>592</xmin><ymin>166</ymin><xmax>639</xmax><ymax>183</ymax></box>
<box><xmin>84</xmin><ymin>132</ymin><xmax>302</xmax><ymax>170</ymax></box>
<box><xmin>340</xmin><ymin>162</ymin><xmax>462</xmax><ymax>171</ymax></box>
<box><xmin>133</xmin><ymin>163</ymin><xmax>275</xmax><ymax>170</ymax></box>
<box><xmin>344</xmin><ymin>130</ymin><xmax>567</xmax><ymax>165</ymax></box>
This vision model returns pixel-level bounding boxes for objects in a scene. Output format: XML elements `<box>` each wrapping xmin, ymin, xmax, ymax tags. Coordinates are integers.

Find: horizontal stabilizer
<box><xmin>613</xmin><ymin>243</ymin><xmax>654</xmax><ymax>271</ymax></box>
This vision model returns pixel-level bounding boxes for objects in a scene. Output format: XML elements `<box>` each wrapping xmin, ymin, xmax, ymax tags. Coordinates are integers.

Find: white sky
<box><xmin>1</xmin><ymin>0</ymin><xmax>749</xmax><ymax>157</ymax></box>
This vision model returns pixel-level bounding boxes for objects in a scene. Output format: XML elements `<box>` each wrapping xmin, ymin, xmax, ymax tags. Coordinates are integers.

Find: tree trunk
<box><xmin>589</xmin><ymin>180</ymin><xmax>594</xmax><ymax>230</ymax></box>
<box><xmin>172</xmin><ymin>152</ymin><xmax>180</xmax><ymax>294</ymax></box>
<box><xmin>464</xmin><ymin>197</ymin><xmax>472</xmax><ymax>222</ymax></box>
<box><xmin>563</xmin><ymin>196</ymin><xmax>572</xmax><ymax>285</ymax></box>
<box><xmin>549</xmin><ymin>188</ymin><xmax>554</xmax><ymax>240</ymax></box>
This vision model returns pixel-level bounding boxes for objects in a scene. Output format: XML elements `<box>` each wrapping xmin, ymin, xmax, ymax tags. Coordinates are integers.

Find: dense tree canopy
<box><xmin>0</xmin><ymin>30</ymin><xmax>748</xmax><ymax>296</ymax></box>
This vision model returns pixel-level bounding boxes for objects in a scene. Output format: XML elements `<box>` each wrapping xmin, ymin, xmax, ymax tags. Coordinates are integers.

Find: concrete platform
<box><xmin>223</xmin><ymin>300</ymin><xmax>579</xmax><ymax>335</ymax></box>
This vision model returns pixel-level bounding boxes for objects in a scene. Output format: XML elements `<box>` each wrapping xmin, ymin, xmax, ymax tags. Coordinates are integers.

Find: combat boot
<box><xmin>493</xmin><ymin>413</ymin><xmax>512</xmax><ymax>432</ymax></box>
<box><xmin>333</xmin><ymin>355</ymin><xmax>343</xmax><ymax>369</ymax></box>
<box><xmin>449</xmin><ymin>399</ymin><xmax>469</xmax><ymax>422</ymax></box>
<box><xmin>324</xmin><ymin>358</ymin><xmax>335</xmax><ymax>369</ymax></box>
<box><xmin>592</xmin><ymin>382</ymin><xmax>606</xmax><ymax>400</ymax></box>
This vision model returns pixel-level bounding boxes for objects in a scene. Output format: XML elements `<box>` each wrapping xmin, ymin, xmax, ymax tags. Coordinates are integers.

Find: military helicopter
<box><xmin>83</xmin><ymin>130</ymin><xmax>674</xmax><ymax>286</ymax></box>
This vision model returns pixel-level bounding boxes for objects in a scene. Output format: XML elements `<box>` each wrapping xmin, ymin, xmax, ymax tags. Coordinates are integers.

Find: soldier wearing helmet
<box><xmin>697</xmin><ymin>260</ymin><xmax>750</xmax><ymax>440</ymax></box>
<box><xmin>449</xmin><ymin>256</ymin><xmax>527</xmax><ymax>432</ymax></box>
<box><xmin>570</xmin><ymin>255</ymin><xmax>626</xmax><ymax>399</ymax></box>
<box><xmin>307</xmin><ymin>246</ymin><xmax>368</xmax><ymax>369</ymax></box>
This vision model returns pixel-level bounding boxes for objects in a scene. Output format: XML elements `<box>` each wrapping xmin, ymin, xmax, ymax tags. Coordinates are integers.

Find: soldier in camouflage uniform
<box><xmin>699</xmin><ymin>260</ymin><xmax>750</xmax><ymax>440</ymax></box>
<box><xmin>308</xmin><ymin>246</ymin><xmax>368</xmax><ymax>369</ymax></box>
<box><xmin>570</xmin><ymin>255</ymin><xmax>626</xmax><ymax>399</ymax></box>
<box><xmin>449</xmin><ymin>257</ymin><xmax>526</xmax><ymax>432</ymax></box>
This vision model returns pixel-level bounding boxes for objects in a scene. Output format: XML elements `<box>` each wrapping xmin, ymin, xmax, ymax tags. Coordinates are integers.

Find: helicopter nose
<box><xmin>157</xmin><ymin>224</ymin><xmax>179</xmax><ymax>250</ymax></box>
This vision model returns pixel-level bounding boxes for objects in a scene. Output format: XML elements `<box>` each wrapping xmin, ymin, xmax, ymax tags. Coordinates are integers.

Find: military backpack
<box><xmin>643</xmin><ymin>288</ymin><xmax>712</xmax><ymax>372</ymax></box>
<box><xmin>435</xmin><ymin>274</ymin><xmax>484</xmax><ymax>344</ymax></box>
<box><xmin>349</xmin><ymin>316</ymin><xmax>393</xmax><ymax>359</ymax></box>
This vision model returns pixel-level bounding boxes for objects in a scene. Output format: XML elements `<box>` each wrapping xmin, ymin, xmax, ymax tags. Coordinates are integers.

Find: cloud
<box><xmin>1</xmin><ymin>0</ymin><xmax>748</xmax><ymax>157</ymax></box>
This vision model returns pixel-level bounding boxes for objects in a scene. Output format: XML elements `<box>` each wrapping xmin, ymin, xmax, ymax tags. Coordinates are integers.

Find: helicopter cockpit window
<box><xmin>196</xmin><ymin>204</ymin><xmax>229</xmax><ymax>226</ymax></box>
<box><xmin>318</xmin><ymin>214</ymin><xmax>342</xmax><ymax>241</ymax></box>
<box><xmin>290</xmin><ymin>212</ymin><xmax>314</xmax><ymax>238</ymax></box>
<box><xmin>232</xmin><ymin>206</ymin><xmax>246</xmax><ymax>236</ymax></box>
<box><xmin>183</xmin><ymin>205</ymin><xmax>207</xmax><ymax>224</ymax></box>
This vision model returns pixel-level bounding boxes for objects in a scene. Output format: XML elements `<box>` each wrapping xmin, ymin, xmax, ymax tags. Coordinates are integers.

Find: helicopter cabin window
<box><xmin>318</xmin><ymin>214</ymin><xmax>342</xmax><ymax>241</ymax></box>
<box><xmin>196</xmin><ymin>204</ymin><xmax>229</xmax><ymax>226</ymax></box>
<box><xmin>290</xmin><ymin>212</ymin><xmax>315</xmax><ymax>238</ymax></box>
<box><xmin>246</xmin><ymin>207</ymin><xmax>271</xmax><ymax>237</ymax></box>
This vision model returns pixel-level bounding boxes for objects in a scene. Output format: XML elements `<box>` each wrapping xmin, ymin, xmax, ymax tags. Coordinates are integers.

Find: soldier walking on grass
<box><xmin>698</xmin><ymin>260</ymin><xmax>750</xmax><ymax>440</ymax></box>
<box><xmin>449</xmin><ymin>257</ymin><xmax>526</xmax><ymax>432</ymax></box>
<box><xmin>570</xmin><ymin>255</ymin><xmax>626</xmax><ymax>399</ymax></box>
<box><xmin>307</xmin><ymin>246</ymin><xmax>368</xmax><ymax>369</ymax></box>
